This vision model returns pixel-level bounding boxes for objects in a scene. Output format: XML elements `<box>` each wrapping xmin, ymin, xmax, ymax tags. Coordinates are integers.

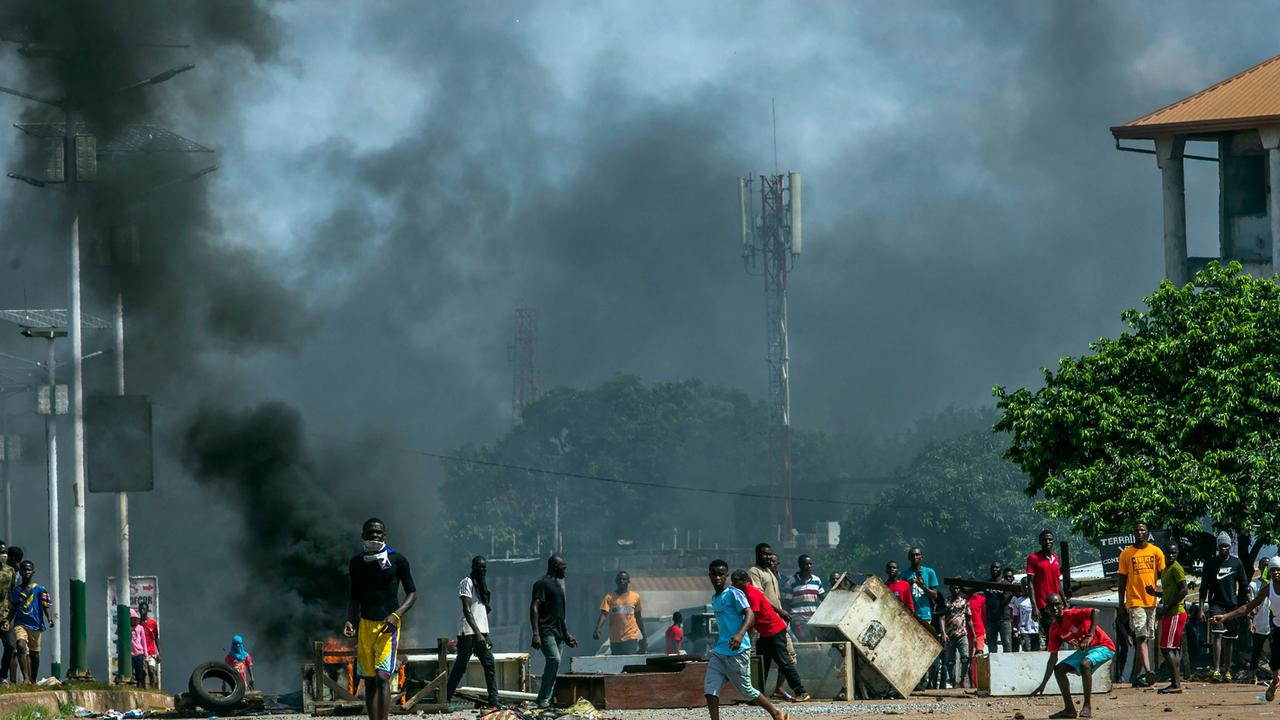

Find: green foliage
<box><xmin>835</xmin><ymin>428</ymin><xmax>1090</xmax><ymax>578</ymax></box>
<box><xmin>995</xmin><ymin>261</ymin><xmax>1280</xmax><ymax>542</ymax></box>
<box><xmin>439</xmin><ymin>374</ymin><xmax>904</xmax><ymax>557</ymax></box>
<box><xmin>439</xmin><ymin>375</ymin><xmax>770</xmax><ymax>554</ymax></box>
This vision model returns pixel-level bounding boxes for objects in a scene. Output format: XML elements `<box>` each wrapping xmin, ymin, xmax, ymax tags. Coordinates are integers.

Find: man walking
<box><xmin>983</xmin><ymin>562</ymin><xmax>1014</xmax><ymax>653</ymax></box>
<box><xmin>593</xmin><ymin>571</ymin><xmax>647</xmax><ymax>655</ymax></box>
<box><xmin>748</xmin><ymin>546</ymin><xmax>793</xmax><ymax>699</ymax></box>
<box><xmin>1031</xmin><ymin>593</ymin><xmax>1116</xmax><ymax>719</ymax></box>
<box><xmin>1116</xmin><ymin>521</ymin><xmax>1164</xmax><ymax>687</ymax></box>
<box><xmin>5</xmin><ymin>560</ymin><xmax>50</xmax><ymax>683</ymax></box>
<box><xmin>342</xmin><ymin>518</ymin><xmax>416</xmax><ymax>720</ymax></box>
<box><xmin>703</xmin><ymin>560</ymin><xmax>786</xmax><ymax>720</ymax></box>
<box><xmin>531</xmin><ymin>554</ymin><xmax>577</xmax><ymax>708</ymax></box>
<box><xmin>733</xmin><ymin>569</ymin><xmax>809</xmax><ymax>702</ymax></box>
<box><xmin>1027</xmin><ymin>530</ymin><xmax>1062</xmax><ymax>642</ymax></box>
<box><xmin>783</xmin><ymin>555</ymin><xmax>824</xmax><ymax>642</ymax></box>
<box><xmin>1156</xmin><ymin>540</ymin><xmax>1188</xmax><ymax>694</ymax></box>
<box><xmin>446</xmin><ymin>556</ymin><xmax>498</xmax><ymax>707</ymax></box>
<box><xmin>1200</xmin><ymin>531</ymin><xmax>1247</xmax><ymax>682</ymax></box>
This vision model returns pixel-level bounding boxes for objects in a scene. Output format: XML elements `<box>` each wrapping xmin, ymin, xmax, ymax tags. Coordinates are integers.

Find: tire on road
<box><xmin>188</xmin><ymin>661</ymin><xmax>246</xmax><ymax>711</ymax></box>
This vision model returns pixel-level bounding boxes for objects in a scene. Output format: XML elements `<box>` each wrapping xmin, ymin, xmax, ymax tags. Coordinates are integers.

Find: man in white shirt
<box><xmin>445</xmin><ymin>556</ymin><xmax>498</xmax><ymax>707</ymax></box>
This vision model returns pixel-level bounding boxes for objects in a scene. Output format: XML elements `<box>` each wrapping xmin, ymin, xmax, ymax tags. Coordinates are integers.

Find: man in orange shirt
<box><xmin>1116</xmin><ymin>521</ymin><xmax>1165</xmax><ymax>687</ymax></box>
<box><xmin>593</xmin><ymin>571</ymin><xmax>647</xmax><ymax>655</ymax></box>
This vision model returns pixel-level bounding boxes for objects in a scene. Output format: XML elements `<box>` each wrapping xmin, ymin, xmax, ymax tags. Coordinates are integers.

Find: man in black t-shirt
<box><xmin>1200</xmin><ymin>532</ymin><xmax>1247</xmax><ymax>682</ymax></box>
<box><xmin>983</xmin><ymin>561</ymin><xmax>1015</xmax><ymax>653</ymax></box>
<box><xmin>343</xmin><ymin>518</ymin><xmax>416</xmax><ymax>720</ymax></box>
<box><xmin>530</xmin><ymin>554</ymin><xmax>577</xmax><ymax>707</ymax></box>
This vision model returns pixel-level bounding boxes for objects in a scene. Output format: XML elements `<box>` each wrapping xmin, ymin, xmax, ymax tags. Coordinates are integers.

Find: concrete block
<box><xmin>976</xmin><ymin>651</ymin><xmax>1113</xmax><ymax>696</ymax></box>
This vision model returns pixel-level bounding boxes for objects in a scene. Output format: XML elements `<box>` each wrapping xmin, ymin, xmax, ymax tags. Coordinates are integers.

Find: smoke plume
<box><xmin>180</xmin><ymin>402</ymin><xmax>348</xmax><ymax>650</ymax></box>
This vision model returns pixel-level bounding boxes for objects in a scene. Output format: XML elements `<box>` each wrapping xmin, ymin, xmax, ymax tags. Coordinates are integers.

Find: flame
<box><xmin>321</xmin><ymin>636</ymin><xmax>354</xmax><ymax>665</ymax></box>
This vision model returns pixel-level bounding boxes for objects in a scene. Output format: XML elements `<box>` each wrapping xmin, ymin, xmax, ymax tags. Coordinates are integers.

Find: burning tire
<box><xmin>188</xmin><ymin>661</ymin><xmax>247</xmax><ymax>711</ymax></box>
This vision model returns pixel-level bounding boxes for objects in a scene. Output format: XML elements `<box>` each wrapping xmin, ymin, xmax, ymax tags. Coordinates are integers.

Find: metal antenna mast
<box><xmin>739</xmin><ymin>169</ymin><xmax>802</xmax><ymax>536</ymax></box>
<box><xmin>511</xmin><ymin>306</ymin><xmax>541</xmax><ymax>423</ymax></box>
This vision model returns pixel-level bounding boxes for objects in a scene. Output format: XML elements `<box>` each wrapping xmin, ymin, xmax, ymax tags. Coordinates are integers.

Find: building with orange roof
<box><xmin>1113</xmin><ymin>53</ymin><xmax>1280</xmax><ymax>283</ymax></box>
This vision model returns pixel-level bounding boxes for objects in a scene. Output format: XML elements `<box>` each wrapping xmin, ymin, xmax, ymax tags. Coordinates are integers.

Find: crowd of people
<box><xmin>339</xmin><ymin>516</ymin><xmax>1280</xmax><ymax>720</ymax></box>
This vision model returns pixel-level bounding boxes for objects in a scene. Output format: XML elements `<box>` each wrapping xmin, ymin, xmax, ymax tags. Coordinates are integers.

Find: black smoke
<box><xmin>179</xmin><ymin>402</ymin><xmax>348</xmax><ymax>651</ymax></box>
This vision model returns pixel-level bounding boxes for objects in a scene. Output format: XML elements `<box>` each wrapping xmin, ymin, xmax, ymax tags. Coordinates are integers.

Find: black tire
<box><xmin>189</xmin><ymin>661</ymin><xmax>247</xmax><ymax>711</ymax></box>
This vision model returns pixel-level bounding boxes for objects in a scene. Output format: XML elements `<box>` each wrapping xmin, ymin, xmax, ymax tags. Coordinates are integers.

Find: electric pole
<box><xmin>739</xmin><ymin>171</ymin><xmax>802</xmax><ymax>537</ymax></box>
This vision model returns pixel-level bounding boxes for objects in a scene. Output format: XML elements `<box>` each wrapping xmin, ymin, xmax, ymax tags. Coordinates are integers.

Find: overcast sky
<box><xmin>0</xmin><ymin>0</ymin><xmax>1275</xmax><ymax>687</ymax></box>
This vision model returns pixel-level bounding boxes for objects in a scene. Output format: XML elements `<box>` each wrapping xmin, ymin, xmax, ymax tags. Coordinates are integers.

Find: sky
<box><xmin>0</xmin><ymin>0</ymin><xmax>1274</xmax><ymax>690</ymax></box>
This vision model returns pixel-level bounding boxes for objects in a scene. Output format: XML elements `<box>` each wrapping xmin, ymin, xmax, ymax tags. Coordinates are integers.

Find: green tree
<box><xmin>837</xmin><ymin>428</ymin><xmax>1089</xmax><ymax>578</ymax></box>
<box><xmin>438</xmin><ymin>374</ymin><xmax>896</xmax><ymax>558</ymax></box>
<box><xmin>995</xmin><ymin>261</ymin><xmax>1280</xmax><ymax>567</ymax></box>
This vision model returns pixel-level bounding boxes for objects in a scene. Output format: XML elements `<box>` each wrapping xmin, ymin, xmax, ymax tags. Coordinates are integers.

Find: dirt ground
<box><xmin>270</xmin><ymin>682</ymin><xmax>1280</xmax><ymax>720</ymax></box>
<box><xmin>602</xmin><ymin>684</ymin><xmax>1280</xmax><ymax>720</ymax></box>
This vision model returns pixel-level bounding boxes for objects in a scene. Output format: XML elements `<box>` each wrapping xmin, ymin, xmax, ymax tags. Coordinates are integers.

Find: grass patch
<box><xmin>1</xmin><ymin>704</ymin><xmax>59</xmax><ymax>720</ymax></box>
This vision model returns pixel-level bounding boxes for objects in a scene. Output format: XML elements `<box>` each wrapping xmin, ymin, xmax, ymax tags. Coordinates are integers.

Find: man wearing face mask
<box><xmin>342</xmin><ymin>518</ymin><xmax>416</xmax><ymax>720</ymax></box>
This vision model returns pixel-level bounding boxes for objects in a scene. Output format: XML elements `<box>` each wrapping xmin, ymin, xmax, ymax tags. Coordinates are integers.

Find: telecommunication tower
<box><xmin>739</xmin><ymin>172</ymin><xmax>802</xmax><ymax>534</ymax></box>
<box><xmin>511</xmin><ymin>306</ymin><xmax>541</xmax><ymax>422</ymax></box>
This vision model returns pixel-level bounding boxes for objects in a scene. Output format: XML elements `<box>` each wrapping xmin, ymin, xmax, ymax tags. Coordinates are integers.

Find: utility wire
<box><xmin>305</xmin><ymin>431</ymin><xmax>909</xmax><ymax>509</ymax></box>
<box><xmin>151</xmin><ymin>404</ymin><xmax>916</xmax><ymax>510</ymax></box>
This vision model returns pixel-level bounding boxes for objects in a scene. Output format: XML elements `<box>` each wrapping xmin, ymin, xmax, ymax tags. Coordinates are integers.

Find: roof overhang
<box><xmin>1111</xmin><ymin>117</ymin><xmax>1280</xmax><ymax>140</ymax></box>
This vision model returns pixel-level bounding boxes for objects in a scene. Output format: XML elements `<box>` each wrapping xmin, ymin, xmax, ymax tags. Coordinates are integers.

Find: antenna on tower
<box><xmin>510</xmin><ymin>306</ymin><xmax>541</xmax><ymax>424</ymax></box>
<box><xmin>738</xmin><ymin>157</ymin><xmax>802</xmax><ymax>535</ymax></box>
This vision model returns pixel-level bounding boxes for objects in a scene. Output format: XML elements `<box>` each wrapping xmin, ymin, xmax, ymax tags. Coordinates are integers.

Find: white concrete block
<box><xmin>977</xmin><ymin>651</ymin><xmax>1113</xmax><ymax>697</ymax></box>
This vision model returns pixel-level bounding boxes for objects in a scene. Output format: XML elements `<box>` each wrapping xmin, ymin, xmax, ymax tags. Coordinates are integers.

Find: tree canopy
<box><xmin>438</xmin><ymin>375</ymin><xmax>885</xmax><ymax>555</ymax></box>
<box><xmin>995</xmin><ymin>261</ymin><xmax>1280</xmax><ymax>554</ymax></box>
<box><xmin>836</xmin><ymin>424</ymin><xmax>1089</xmax><ymax>578</ymax></box>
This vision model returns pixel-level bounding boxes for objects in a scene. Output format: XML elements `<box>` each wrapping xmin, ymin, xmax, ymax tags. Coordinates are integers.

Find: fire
<box><xmin>321</xmin><ymin>636</ymin><xmax>354</xmax><ymax>665</ymax></box>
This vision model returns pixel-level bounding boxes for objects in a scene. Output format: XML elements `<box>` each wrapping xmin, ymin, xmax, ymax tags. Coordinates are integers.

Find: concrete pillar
<box><xmin>1155</xmin><ymin>136</ymin><xmax>1187</xmax><ymax>285</ymax></box>
<box><xmin>1259</xmin><ymin>126</ymin><xmax>1280</xmax><ymax>275</ymax></box>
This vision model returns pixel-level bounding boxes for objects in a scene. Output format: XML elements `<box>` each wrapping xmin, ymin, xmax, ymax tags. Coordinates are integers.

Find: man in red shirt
<box><xmin>1026</xmin><ymin>530</ymin><xmax>1062</xmax><ymax>639</ymax></box>
<box><xmin>666</xmin><ymin>611</ymin><xmax>684</xmax><ymax>654</ymax></box>
<box><xmin>1031</xmin><ymin>594</ymin><xmax>1116</xmax><ymax>719</ymax></box>
<box><xmin>884</xmin><ymin>561</ymin><xmax>914</xmax><ymax>612</ymax></box>
<box><xmin>731</xmin><ymin>570</ymin><xmax>809</xmax><ymax>701</ymax></box>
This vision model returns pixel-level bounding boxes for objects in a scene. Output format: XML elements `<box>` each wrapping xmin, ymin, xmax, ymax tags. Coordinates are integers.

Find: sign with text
<box><xmin>107</xmin><ymin>576</ymin><xmax>158</xmax><ymax>679</ymax></box>
<box><xmin>1098</xmin><ymin>530</ymin><xmax>1170</xmax><ymax>576</ymax></box>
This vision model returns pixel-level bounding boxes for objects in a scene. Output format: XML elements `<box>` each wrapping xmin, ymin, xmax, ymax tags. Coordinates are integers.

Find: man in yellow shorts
<box><xmin>343</xmin><ymin>518</ymin><xmax>416</xmax><ymax>720</ymax></box>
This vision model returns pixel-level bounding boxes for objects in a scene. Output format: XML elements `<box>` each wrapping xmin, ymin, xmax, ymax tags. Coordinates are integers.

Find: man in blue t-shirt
<box><xmin>901</xmin><ymin>547</ymin><xmax>942</xmax><ymax>689</ymax></box>
<box><xmin>4</xmin><ymin>560</ymin><xmax>51</xmax><ymax>683</ymax></box>
<box><xmin>704</xmin><ymin>560</ymin><xmax>785</xmax><ymax>720</ymax></box>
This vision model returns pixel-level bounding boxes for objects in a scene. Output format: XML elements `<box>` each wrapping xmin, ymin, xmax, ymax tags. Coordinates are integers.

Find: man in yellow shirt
<box><xmin>593</xmin><ymin>571</ymin><xmax>647</xmax><ymax>655</ymax></box>
<box><xmin>1117</xmin><ymin>521</ymin><xmax>1165</xmax><ymax>687</ymax></box>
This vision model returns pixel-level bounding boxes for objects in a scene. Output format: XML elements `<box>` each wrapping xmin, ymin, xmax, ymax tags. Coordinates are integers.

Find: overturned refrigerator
<box><xmin>805</xmin><ymin>574</ymin><xmax>942</xmax><ymax>699</ymax></box>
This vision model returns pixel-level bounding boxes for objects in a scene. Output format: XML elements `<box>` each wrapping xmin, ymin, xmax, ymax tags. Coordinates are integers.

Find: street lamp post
<box><xmin>0</xmin><ymin>62</ymin><xmax>195</xmax><ymax>680</ymax></box>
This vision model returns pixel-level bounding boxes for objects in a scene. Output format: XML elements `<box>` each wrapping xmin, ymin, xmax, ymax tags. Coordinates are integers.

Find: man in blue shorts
<box><xmin>703</xmin><ymin>560</ymin><xmax>786</xmax><ymax>720</ymax></box>
<box><xmin>1031</xmin><ymin>593</ymin><xmax>1115</xmax><ymax>719</ymax></box>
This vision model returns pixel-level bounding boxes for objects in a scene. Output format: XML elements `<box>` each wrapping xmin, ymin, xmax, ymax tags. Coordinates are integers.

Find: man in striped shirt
<box><xmin>784</xmin><ymin>555</ymin><xmax>825</xmax><ymax>642</ymax></box>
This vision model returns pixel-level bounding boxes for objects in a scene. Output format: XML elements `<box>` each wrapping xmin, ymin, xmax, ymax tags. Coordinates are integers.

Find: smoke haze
<box><xmin>0</xmin><ymin>0</ymin><xmax>1273</xmax><ymax>689</ymax></box>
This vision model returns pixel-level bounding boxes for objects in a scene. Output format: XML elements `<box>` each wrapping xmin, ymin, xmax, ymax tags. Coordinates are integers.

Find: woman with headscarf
<box><xmin>445</xmin><ymin>556</ymin><xmax>498</xmax><ymax>707</ymax></box>
<box><xmin>224</xmin><ymin>635</ymin><xmax>256</xmax><ymax>689</ymax></box>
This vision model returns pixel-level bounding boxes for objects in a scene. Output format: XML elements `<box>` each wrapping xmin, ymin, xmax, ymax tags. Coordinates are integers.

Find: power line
<box><xmin>303</xmin><ymin>430</ymin><xmax>907</xmax><ymax>509</ymax></box>
<box><xmin>149</xmin><ymin>403</ymin><xmax>916</xmax><ymax>510</ymax></box>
